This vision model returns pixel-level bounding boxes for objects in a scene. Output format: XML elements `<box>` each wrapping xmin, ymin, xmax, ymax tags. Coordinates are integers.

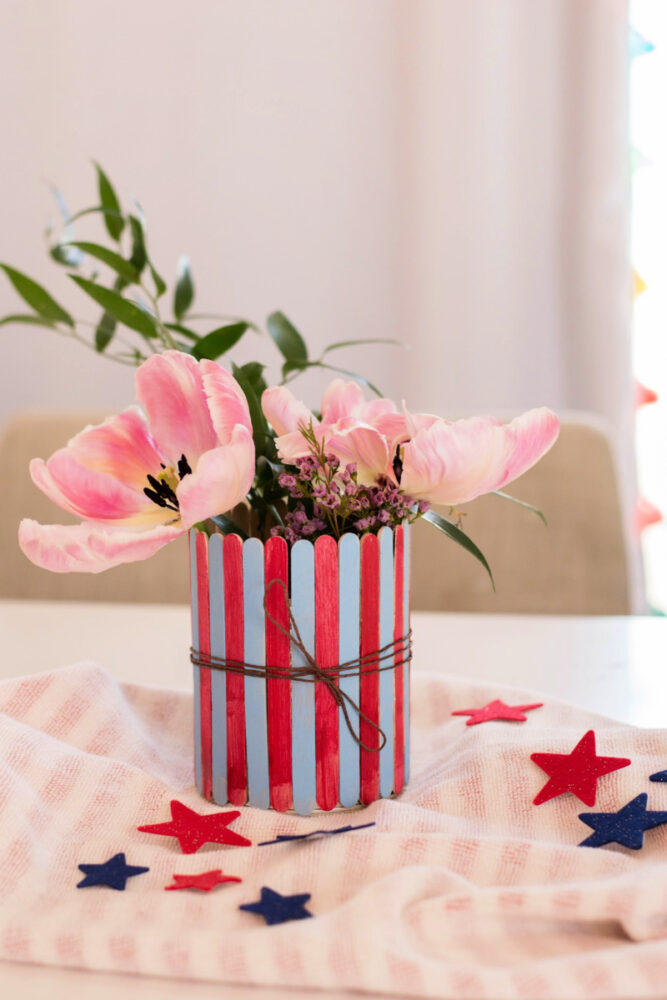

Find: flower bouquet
<box><xmin>6</xmin><ymin>165</ymin><xmax>559</xmax><ymax>813</ymax></box>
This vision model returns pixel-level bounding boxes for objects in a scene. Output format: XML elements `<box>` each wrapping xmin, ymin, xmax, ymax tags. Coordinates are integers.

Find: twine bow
<box><xmin>190</xmin><ymin>578</ymin><xmax>412</xmax><ymax>753</ymax></box>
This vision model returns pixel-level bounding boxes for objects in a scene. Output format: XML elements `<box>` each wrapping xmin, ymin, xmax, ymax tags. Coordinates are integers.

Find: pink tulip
<box><xmin>262</xmin><ymin>379</ymin><xmax>403</xmax><ymax>483</ymax></box>
<box><xmin>262</xmin><ymin>378</ymin><xmax>559</xmax><ymax>505</ymax></box>
<box><xmin>19</xmin><ymin>351</ymin><xmax>255</xmax><ymax>573</ymax></box>
<box><xmin>399</xmin><ymin>408</ymin><xmax>560</xmax><ymax>506</ymax></box>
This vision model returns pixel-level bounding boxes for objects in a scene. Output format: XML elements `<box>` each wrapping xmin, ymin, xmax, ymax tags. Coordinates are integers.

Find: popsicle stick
<box><xmin>403</xmin><ymin>521</ymin><xmax>411</xmax><ymax>785</ymax></box>
<box><xmin>315</xmin><ymin>534</ymin><xmax>339</xmax><ymax>810</ymax></box>
<box><xmin>338</xmin><ymin>533</ymin><xmax>361</xmax><ymax>807</ymax></box>
<box><xmin>224</xmin><ymin>534</ymin><xmax>247</xmax><ymax>805</ymax></box>
<box><xmin>360</xmin><ymin>532</ymin><xmax>380</xmax><ymax>805</ymax></box>
<box><xmin>290</xmin><ymin>540</ymin><xmax>317</xmax><ymax>815</ymax></box>
<box><xmin>265</xmin><ymin>536</ymin><xmax>292</xmax><ymax>811</ymax></box>
<box><xmin>195</xmin><ymin>531</ymin><xmax>212</xmax><ymax>801</ymax></box>
<box><xmin>208</xmin><ymin>533</ymin><xmax>228</xmax><ymax>805</ymax></box>
<box><xmin>189</xmin><ymin>530</ymin><xmax>202</xmax><ymax>796</ymax></box>
<box><xmin>378</xmin><ymin>527</ymin><xmax>395</xmax><ymax>798</ymax></box>
<box><xmin>243</xmin><ymin>537</ymin><xmax>270</xmax><ymax>808</ymax></box>
<box><xmin>392</xmin><ymin>524</ymin><xmax>406</xmax><ymax>795</ymax></box>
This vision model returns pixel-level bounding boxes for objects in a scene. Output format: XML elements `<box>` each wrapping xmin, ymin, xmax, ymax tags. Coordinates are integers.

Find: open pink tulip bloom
<box><xmin>19</xmin><ymin>352</ymin><xmax>255</xmax><ymax>572</ymax></box>
<box><xmin>262</xmin><ymin>379</ymin><xmax>559</xmax><ymax>506</ymax></box>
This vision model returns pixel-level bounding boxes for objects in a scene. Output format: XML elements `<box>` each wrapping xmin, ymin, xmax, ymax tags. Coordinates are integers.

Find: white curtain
<box><xmin>0</xmin><ymin>0</ymin><xmax>637</xmax><ymax>592</ymax></box>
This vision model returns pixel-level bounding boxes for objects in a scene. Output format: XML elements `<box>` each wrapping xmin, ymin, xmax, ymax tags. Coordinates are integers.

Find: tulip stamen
<box><xmin>392</xmin><ymin>446</ymin><xmax>403</xmax><ymax>484</ymax></box>
<box><xmin>143</xmin><ymin>455</ymin><xmax>192</xmax><ymax>514</ymax></box>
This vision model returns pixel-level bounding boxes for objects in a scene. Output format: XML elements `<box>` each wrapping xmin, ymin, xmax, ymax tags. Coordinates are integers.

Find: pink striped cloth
<box><xmin>2</xmin><ymin>662</ymin><xmax>667</xmax><ymax>999</ymax></box>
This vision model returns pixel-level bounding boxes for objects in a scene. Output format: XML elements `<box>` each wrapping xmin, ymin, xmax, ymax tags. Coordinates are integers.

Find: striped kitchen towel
<box><xmin>1</xmin><ymin>661</ymin><xmax>667</xmax><ymax>999</ymax></box>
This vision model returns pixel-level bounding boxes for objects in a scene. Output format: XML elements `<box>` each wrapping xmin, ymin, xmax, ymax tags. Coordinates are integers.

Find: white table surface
<box><xmin>1</xmin><ymin>599</ymin><xmax>666</xmax><ymax>999</ymax></box>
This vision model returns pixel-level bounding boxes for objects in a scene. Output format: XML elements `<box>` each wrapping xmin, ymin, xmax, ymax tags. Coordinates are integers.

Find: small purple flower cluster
<box><xmin>271</xmin><ymin>452</ymin><xmax>429</xmax><ymax>544</ymax></box>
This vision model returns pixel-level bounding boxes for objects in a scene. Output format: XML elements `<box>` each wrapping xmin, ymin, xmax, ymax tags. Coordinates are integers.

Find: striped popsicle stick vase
<box><xmin>189</xmin><ymin>522</ymin><xmax>411</xmax><ymax>814</ymax></box>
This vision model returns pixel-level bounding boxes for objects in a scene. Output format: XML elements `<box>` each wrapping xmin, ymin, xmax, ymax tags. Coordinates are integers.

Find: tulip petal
<box><xmin>35</xmin><ymin>450</ymin><xmax>161</xmax><ymax>524</ymax></box>
<box><xmin>320</xmin><ymin>380</ymin><xmax>365</xmax><ymax>424</ymax></box>
<box><xmin>400</xmin><ymin>417</ymin><xmax>508</xmax><ymax>506</ymax></box>
<box><xmin>496</xmin><ymin>407</ymin><xmax>560</xmax><ymax>489</ymax></box>
<box><xmin>327</xmin><ymin>424</ymin><xmax>390</xmax><ymax>484</ymax></box>
<box><xmin>18</xmin><ymin>519</ymin><xmax>184</xmax><ymax>574</ymax></box>
<box><xmin>136</xmin><ymin>350</ymin><xmax>217</xmax><ymax>465</ymax></box>
<box><xmin>201</xmin><ymin>360</ymin><xmax>252</xmax><ymax>445</ymax></box>
<box><xmin>261</xmin><ymin>385</ymin><xmax>315</xmax><ymax>436</ymax></box>
<box><xmin>67</xmin><ymin>406</ymin><xmax>165</xmax><ymax>490</ymax></box>
<box><xmin>177</xmin><ymin>425</ymin><xmax>255</xmax><ymax>529</ymax></box>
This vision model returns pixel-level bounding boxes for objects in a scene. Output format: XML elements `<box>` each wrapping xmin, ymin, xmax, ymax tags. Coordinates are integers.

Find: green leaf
<box><xmin>236</xmin><ymin>361</ymin><xmax>267</xmax><ymax>396</ymax></box>
<box><xmin>322</xmin><ymin>337</ymin><xmax>401</xmax><ymax>355</ymax></box>
<box><xmin>232</xmin><ymin>361</ymin><xmax>270</xmax><ymax>455</ymax></box>
<box><xmin>173</xmin><ymin>255</ymin><xmax>194</xmax><ymax>320</ymax></box>
<box><xmin>67</xmin><ymin>205</ymin><xmax>121</xmax><ymax>225</ymax></box>
<box><xmin>150</xmin><ymin>263</ymin><xmax>166</xmax><ymax>298</ymax></box>
<box><xmin>69</xmin><ymin>275</ymin><xmax>158</xmax><ymax>339</ymax></box>
<box><xmin>209</xmin><ymin>513</ymin><xmax>249</xmax><ymax>540</ymax></box>
<box><xmin>0</xmin><ymin>265</ymin><xmax>74</xmax><ymax>327</ymax></box>
<box><xmin>62</xmin><ymin>242</ymin><xmax>140</xmax><ymax>283</ymax></box>
<box><xmin>0</xmin><ymin>313</ymin><xmax>57</xmax><ymax>328</ymax></box>
<box><xmin>95</xmin><ymin>311</ymin><xmax>116</xmax><ymax>352</ymax></box>
<box><xmin>128</xmin><ymin>216</ymin><xmax>147</xmax><ymax>273</ymax></box>
<box><xmin>282</xmin><ymin>358</ymin><xmax>309</xmax><ymax>380</ymax></box>
<box><xmin>164</xmin><ymin>322</ymin><xmax>199</xmax><ymax>341</ymax></box>
<box><xmin>267</xmin><ymin>311</ymin><xmax>308</xmax><ymax>362</ymax></box>
<box><xmin>94</xmin><ymin>163</ymin><xmax>124</xmax><ymax>240</ymax></box>
<box><xmin>493</xmin><ymin>490</ymin><xmax>547</xmax><ymax>526</ymax></box>
<box><xmin>49</xmin><ymin>244</ymin><xmax>83</xmax><ymax>267</ymax></box>
<box><xmin>423</xmin><ymin>509</ymin><xmax>494</xmax><ymax>588</ymax></box>
<box><xmin>192</xmin><ymin>322</ymin><xmax>249</xmax><ymax>361</ymax></box>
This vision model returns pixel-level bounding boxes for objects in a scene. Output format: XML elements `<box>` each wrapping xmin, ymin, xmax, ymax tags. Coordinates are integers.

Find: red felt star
<box><xmin>137</xmin><ymin>800</ymin><xmax>252</xmax><ymax>853</ymax></box>
<box><xmin>531</xmin><ymin>729</ymin><xmax>631</xmax><ymax>806</ymax></box>
<box><xmin>452</xmin><ymin>699</ymin><xmax>543</xmax><ymax>726</ymax></box>
<box><xmin>164</xmin><ymin>869</ymin><xmax>242</xmax><ymax>892</ymax></box>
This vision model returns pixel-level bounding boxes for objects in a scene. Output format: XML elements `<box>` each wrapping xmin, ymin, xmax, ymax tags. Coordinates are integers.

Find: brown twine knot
<box><xmin>190</xmin><ymin>577</ymin><xmax>412</xmax><ymax>753</ymax></box>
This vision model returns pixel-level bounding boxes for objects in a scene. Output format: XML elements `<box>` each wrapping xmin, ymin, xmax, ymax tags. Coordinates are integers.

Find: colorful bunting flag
<box><xmin>635</xmin><ymin>496</ymin><xmax>663</xmax><ymax>534</ymax></box>
<box><xmin>629</xmin><ymin>27</ymin><xmax>655</xmax><ymax>60</ymax></box>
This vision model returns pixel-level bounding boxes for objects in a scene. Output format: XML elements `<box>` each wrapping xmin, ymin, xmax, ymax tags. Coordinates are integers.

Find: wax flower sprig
<box><xmin>273</xmin><ymin>422</ymin><xmax>429</xmax><ymax>543</ymax></box>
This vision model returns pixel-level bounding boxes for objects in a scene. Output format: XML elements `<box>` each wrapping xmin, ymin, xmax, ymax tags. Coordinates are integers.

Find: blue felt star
<box><xmin>650</xmin><ymin>769</ymin><xmax>667</xmax><ymax>783</ymax></box>
<box><xmin>578</xmin><ymin>793</ymin><xmax>667</xmax><ymax>849</ymax></box>
<box><xmin>239</xmin><ymin>886</ymin><xmax>313</xmax><ymax>925</ymax></box>
<box><xmin>258</xmin><ymin>821</ymin><xmax>375</xmax><ymax>846</ymax></box>
<box><xmin>77</xmin><ymin>852</ymin><xmax>149</xmax><ymax>890</ymax></box>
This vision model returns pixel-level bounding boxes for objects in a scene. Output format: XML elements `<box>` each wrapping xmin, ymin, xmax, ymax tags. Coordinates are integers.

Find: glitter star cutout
<box><xmin>578</xmin><ymin>793</ymin><xmax>667</xmax><ymax>849</ymax></box>
<box><xmin>452</xmin><ymin>699</ymin><xmax>543</xmax><ymax>726</ymax></box>
<box><xmin>77</xmin><ymin>852</ymin><xmax>149</xmax><ymax>890</ymax></box>
<box><xmin>137</xmin><ymin>799</ymin><xmax>251</xmax><ymax>853</ymax></box>
<box><xmin>530</xmin><ymin>730</ymin><xmax>631</xmax><ymax>806</ymax></box>
<box><xmin>164</xmin><ymin>870</ymin><xmax>242</xmax><ymax>892</ymax></box>
<box><xmin>650</xmin><ymin>769</ymin><xmax>667</xmax><ymax>783</ymax></box>
<box><xmin>258</xmin><ymin>822</ymin><xmax>375</xmax><ymax>846</ymax></box>
<box><xmin>239</xmin><ymin>886</ymin><xmax>313</xmax><ymax>925</ymax></box>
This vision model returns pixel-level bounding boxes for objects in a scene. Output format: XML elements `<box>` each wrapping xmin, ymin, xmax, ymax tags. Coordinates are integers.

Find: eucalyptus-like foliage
<box><xmin>1</xmin><ymin>162</ymin><xmax>545</xmax><ymax>583</ymax></box>
<box><xmin>0</xmin><ymin>162</ymin><xmax>397</xmax><ymax>383</ymax></box>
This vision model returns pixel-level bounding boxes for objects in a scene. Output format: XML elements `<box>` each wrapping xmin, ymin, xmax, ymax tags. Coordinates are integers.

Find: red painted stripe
<box><xmin>315</xmin><ymin>535</ymin><xmax>340</xmax><ymax>810</ymax></box>
<box><xmin>265</xmin><ymin>536</ymin><xmax>292</xmax><ymax>811</ymax></box>
<box><xmin>223</xmin><ymin>534</ymin><xmax>247</xmax><ymax>805</ymax></box>
<box><xmin>360</xmin><ymin>533</ymin><xmax>380</xmax><ymax>805</ymax></box>
<box><xmin>195</xmin><ymin>532</ymin><xmax>212</xmax><ymax>801</ymax></box>
<box><xmin>393</xmin><ymin>525</ymin><xmax>406</xmax><ymax>794</ymax></box>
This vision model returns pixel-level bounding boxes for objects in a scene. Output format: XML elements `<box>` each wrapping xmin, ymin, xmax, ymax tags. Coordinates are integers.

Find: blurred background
<box><xmin>1</xmin><ymin>0</ymin><xmax>664</xmax><ymax>614</ymax></box>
